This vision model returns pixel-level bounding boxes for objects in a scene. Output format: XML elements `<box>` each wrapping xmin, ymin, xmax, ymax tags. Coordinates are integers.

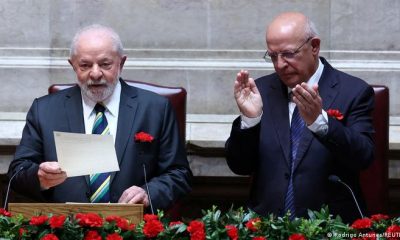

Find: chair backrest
<box><xmin>48</xmin><ymin>80</ymin><xmax>187</xmax><ymax>141</ymax></box>
<box><xmin>359</xmin><ymin>85</ymin><xmax>389</xmax><ymax>214</ymax></box>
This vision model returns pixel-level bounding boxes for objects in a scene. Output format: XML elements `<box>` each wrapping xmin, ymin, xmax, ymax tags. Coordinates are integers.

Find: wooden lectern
<box><xmin>8</xmin><ymin>203</ymin><xmax>143</xmax><ymax>224</ymax></box>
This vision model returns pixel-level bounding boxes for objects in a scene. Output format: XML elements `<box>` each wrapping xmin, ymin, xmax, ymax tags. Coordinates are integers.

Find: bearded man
<box><xmin>7</xmin><ymin>25</ymin><xmax>192</xmax><ymax>212</ymax></box>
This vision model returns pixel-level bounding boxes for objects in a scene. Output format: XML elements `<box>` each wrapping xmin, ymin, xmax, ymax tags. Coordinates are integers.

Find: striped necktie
<box><xmin>284</xmin><ymin>106</ymin><xmax>305</xmax><ymax>219</ymax></box>
<box><xmin>89</xmin><ymin>103</ymin><xmax>111</xmax><ymax>203</ymax></box>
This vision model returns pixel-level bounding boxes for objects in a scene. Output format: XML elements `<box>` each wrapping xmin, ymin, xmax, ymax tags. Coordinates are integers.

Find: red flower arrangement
<box><xmin>245</xmin><ymin>217</ymin><xmax>261</xmax><ymax>232</ymax></box>
<box><xmin>1</xmin><ymin>206</ymin><xmax>400</xmax><ymax>240</ymax></box>
<box><xmin>84</xmin><ymin>230</ymin><xmax>102</xmax><ymax>240</ymax></box>
<box><xmin>386</xmin><ymin>225</ymin><xmax>400</xmax><ymax>239</ymax></box>
<box><xmin>351</xmin><ymin>218</ymin><xmax>373</xmax><ymax>230</ymax></box>
<box><xmin>371</xmin><ymin>214</ymin><xmax>390</xmax><ymax>222</ymax></box>
<box><xmin>76</xmin><ymin>212</ymin><xmax>103</xmax><ymax>228</ymax></box>
<box><xmin>41</xmin><ymin>233</ymin><xmax>59</xmax><ymax>240</ymax></box>
<box><xmin>135</xmin><ymin>132</ymin><xmax>154</xmax><ymax>142</ymax></box>
<box><xmin>106</xmin><ymin>215</ymin><xmax>135</xmax><ymax>231</ymax></box>
<box><xmin>187</xmin><ymin>220</ymin><xmax>206</xmax><ymax>240</ymax></box>
<box><xmin>289</xmin><ymin>233</ymin><xmax>307</xmax><ymax>240</ymax></box>
<box><xmin>29</xmin><ymin>215</ymin><xmax>48</xmax><ymax>226</ymax></box>
<box><xmin>106</xmin><ymin>233</ymin><xmax>123</xmax><ymax>240</ymax></box>
<box><xmin>0</xmin><ymin>208</ymin><xmax>11</xmax><ymax>217</ymax></box>
<box><xmin>327</xmin><ymin>108</ymin><xmax>344</xmax><ymax>120</ymax></box>
<box><xmin>142</xmin><ymin>214</ymin><xmax>164</xmax><ymax>238</ymax></box>
<box><xmin>49</xmin><ymin>215</ymin><xmax>66</xmax><ymax>229</ymax></box>
<box><xmin>19</xmin><ymin>228</ymin><xmax>27</xmax><ymax>237</ymax></box>
<box><xmin>226</xmin><ymin>225</ymin><xmax>239</xmax><ymax>240</ymax></box>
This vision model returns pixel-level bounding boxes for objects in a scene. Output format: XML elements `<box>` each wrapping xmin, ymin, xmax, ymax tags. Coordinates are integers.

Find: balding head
<box><xmin>70</xmin><ymin>24</ymin><xmax>124</xmax><ymax>58</ymax></box>
<box><xmin>264</xmin><ymin>12</ymin><xmax>320</xmax><ymax>88</ymax></box>
<box><xmin>267</xmin><ymin>12</ymin><xmax>318</xmax><ymax>45</ymax></box>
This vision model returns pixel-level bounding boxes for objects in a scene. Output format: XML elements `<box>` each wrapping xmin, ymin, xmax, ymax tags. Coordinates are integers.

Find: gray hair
<box><xmin>69</xmin><ymin>24</ymin><xmax>124</xmax><ymax>57</ymax></box>
<box><xmin>304</xmin><ymin>16</ymin><xmax>319</xmax><ymax>38</ymax></box>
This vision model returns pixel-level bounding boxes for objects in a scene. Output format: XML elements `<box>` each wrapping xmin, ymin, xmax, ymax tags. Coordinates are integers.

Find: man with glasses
<box><xmin>225</xmin><ymin>12</ymin><xmax>374</xmax><ymax>223</ymax></box>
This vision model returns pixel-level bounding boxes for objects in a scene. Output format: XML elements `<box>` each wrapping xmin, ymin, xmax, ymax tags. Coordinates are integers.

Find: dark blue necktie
<box><xmin>89</xmin><ymin>103</ymin><xmax>111</xmax><ymax>203</ymax></box>
<box><xmin>284</xmin><ymin>106</ymin><xmax>305</xmax><ymax>219</ymax></box>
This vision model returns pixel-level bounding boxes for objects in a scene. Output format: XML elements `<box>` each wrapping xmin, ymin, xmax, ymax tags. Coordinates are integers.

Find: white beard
<box><xmin>78</xmin><ymin>77</ymin><xmax>118</xmax><ymax>102</ymax></box>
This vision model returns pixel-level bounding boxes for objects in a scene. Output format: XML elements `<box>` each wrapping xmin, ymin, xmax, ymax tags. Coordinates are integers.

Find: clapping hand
<box><xmin>234</xmin><ymin>70</ymin><xmax>263</xmax><ymax>118</ymax></box>
<box><xmin>292</xmin><ymin>82</ymin><xmax>322</xmax><ymax>125</ymax></box>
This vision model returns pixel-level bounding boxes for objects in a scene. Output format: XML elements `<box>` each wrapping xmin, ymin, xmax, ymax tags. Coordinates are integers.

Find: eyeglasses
<box><xmin>263</xmin><ymin>37</ymin><xmax>312</xmax><ymax>62</ymax></box>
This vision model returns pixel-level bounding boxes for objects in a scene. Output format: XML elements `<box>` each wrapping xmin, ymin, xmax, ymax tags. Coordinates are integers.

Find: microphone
<box><xmin>142</xmin><ymin>163</ymin><xmax>154</xmax><ymax>215</ymax></box>
<box><xmin>328</xmin><ymin>175</ymin><xmax>365</xmax><ymax>219</ymax></box>
<box><xmin>4</xmin><ymin>162</ymin><xmax>31</xmax><ymax>210</ymax></box>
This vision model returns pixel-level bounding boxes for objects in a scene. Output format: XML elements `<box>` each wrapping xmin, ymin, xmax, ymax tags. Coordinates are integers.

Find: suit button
<box><xmin>284</xmin><ymin>173</ymin><xmax>290</xmax><ymax>179</ymax></box>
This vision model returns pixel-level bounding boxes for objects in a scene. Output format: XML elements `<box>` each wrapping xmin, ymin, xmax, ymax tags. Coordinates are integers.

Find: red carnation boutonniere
<box><xmin>135</xmin><ymin>132</ymin><xmax>154</xmax><ymax>143</ymax></box>
<box><xmin>327</xmin><ymin>109</ymin><xmax>344</xmax><ymax>121</ymax></box>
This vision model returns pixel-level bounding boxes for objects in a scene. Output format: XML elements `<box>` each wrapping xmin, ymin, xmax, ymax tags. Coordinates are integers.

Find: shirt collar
<box><xmin>81</xmin><ymin>80</ymin><xmax>121</xmax><ymax>117</ymax></box>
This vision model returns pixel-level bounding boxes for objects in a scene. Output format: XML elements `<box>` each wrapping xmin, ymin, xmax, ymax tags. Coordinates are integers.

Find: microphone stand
<box><xmin>143</xmin><ymin>164</ymin><xmax>154</xmax><ymax>215</ymax></box>
<box><xmin>329</xmin><ymin>175</ymin><xmax>365</xmax><ymax>219</ymax></box>
<box><xmin>4</xmin><ymin>166</ymin><xmax>25</xmax><ymax>210</ymax></box>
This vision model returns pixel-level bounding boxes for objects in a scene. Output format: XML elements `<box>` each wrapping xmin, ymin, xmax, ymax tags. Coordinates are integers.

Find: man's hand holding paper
<box><xmin>38</xmin><ymin>162</ymin><xmax>67</xmax><ymax>189</ymax></box>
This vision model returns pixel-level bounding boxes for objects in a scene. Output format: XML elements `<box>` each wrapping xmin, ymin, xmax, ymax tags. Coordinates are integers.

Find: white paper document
<box><xmin>54</xmin><ymin>131</ymin><xmax>120</xmax><ymax>177</ymax></box>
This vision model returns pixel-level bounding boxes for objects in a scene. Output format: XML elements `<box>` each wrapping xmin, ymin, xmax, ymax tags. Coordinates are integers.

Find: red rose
<box><xmin>106</xmin><ymin>233</ymin><xmax>123</xmax><ymax>240</ymax></box>
<box><xmin>252</xmin><ymin>237</ymin><xmax>266</xmax><ymax>240</ymax></box>
<box><xmin>30</xmin><ymin>215</ymin><xmax>48</xmax><ymax>226</ymax></box>
<box><xmin>106</xmin><ymin>215</ymin><xmax>123</xmax><ymax>222</ymax></box>
<box><xmin>169</xmin><ymin>221</ymin><xmax>183</xmax><ymax>227</ymax></box>
<box><xmin>143</xmin><ymin>219</ymin><xmax>164</xmax><ymax>238</ymax></box>
<box><xmin>40</xmin><ymin>233</ymin><xmax>59</xmax><ymax>240</ymax></box>
<box><xmin>143</xmin><ymin>214</ymin><xmax>158</xmax><ymax>222</ymax></box>
<box><xmin>84</xmin><ymin>230</ymin><xmax>102</xmax><ymax>240</ymax></box>
<box><xmin>19</xmin><ymin>228</ymin><xmax>27</xmax><ymax>237</ymax></box>
<box><xmin>187</xmin><ymin>220</ymin><xmax>206</xmax><ymax>240</ymax></box>
<box><xmin>289</xmin><ymin>233</ymin><xmax>307</xmax><ymax>240</ymax></box>
<box><xmin>135</xmin><ymin>132</ymin><xmax>154</xmax><ymax>142</ymax></box>
<box><xmin>49</xmin><ymin>215</ymin><xmax>66</xmax><ymax>229</ymax></box>
<box><xmin>245</xmin><ymin>218</ymin><xmax>261</xmax><ymax>232</ymax></box>
<box><xmin>371</xmin><ymin>214</ymin><xmax>389</xmax><ymax>222</ymax></box>
<box><xmin>327</xmin><ymin>109</ymin><xmax>344</xmax><ymax>120</ymax></box>
<box><xmin>127</xmin><ymin>223</ymin><xmax>136</xmax><ymax>231</ymax></box>
<box><xmin>76</xmin><ymin>213</ymin><xmax>103</xmax><ymax>227</ymax></box>
<box><xmin>386</xmin><ymin>225</ymin><xmax>400</xmax><ymax>240</ymax></box>
<box><xmin>226</xmin><ymin>225</ymin><xmax>238</xmax><ymax>240</ymax></box>
<box><xmin>351</xmin><ymin>218</ymin><xmax>373</xmax><ymax>229</ymax></box>
<box><xmin>0</xmin><ymin>208</ymin><xmax>11</xmax><ymax>217</ymax></box>
<box><xmin>106</xmin><ymin>215</ymin><xmax>132</xmax><ymax>231</ymax></box>
<box><xmin>117</xmin><ymin>219</ymin><xmax>131</xmax><ymax>230</ymax></box>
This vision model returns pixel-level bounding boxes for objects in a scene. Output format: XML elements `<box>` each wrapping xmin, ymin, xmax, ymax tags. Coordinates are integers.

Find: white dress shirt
<box><xmin>81</xmin><ymin>81</ymin><xmax>121</xmax><ymax>142</ymax></box>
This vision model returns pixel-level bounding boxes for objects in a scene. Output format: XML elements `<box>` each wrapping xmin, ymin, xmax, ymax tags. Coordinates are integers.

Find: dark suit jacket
<box><xmin>8</xmin><ymin>79</ymin><xmax>192</xmax><ymax>211</ymax></box>
<box><xmin>225</xmin><ymin>57</ymin><xmax>374</xmax><ymax>223</ymax></box>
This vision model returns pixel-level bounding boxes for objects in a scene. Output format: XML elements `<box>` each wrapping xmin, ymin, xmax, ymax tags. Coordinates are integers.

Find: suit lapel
<box><xmin>111</xmin><ymin>80</ymin><xmax>139</xmax><ymax>182</ymax></box>
<box><xmin>265</xmin><ymin>78</ymin><xmax>291</xmax><ymax>167</ymax></box>
<box><xmin>65</xmin><ymin>86</ymin><xmax>85</xmax><ymax>134</ymax></box>
<box><xmin>293</xmin><ymin>57</ymin><xmax>339</xmax><ymax>171</ymax></box>
<box><xmin>319</xmin><ymin>57</ymin><xmax>339</xmax><ymax>110</ymax></box>
<box><xmin>64</xmin><ymin>86</ymin><xmax>89</xmax><ymax>185</ymax></box>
